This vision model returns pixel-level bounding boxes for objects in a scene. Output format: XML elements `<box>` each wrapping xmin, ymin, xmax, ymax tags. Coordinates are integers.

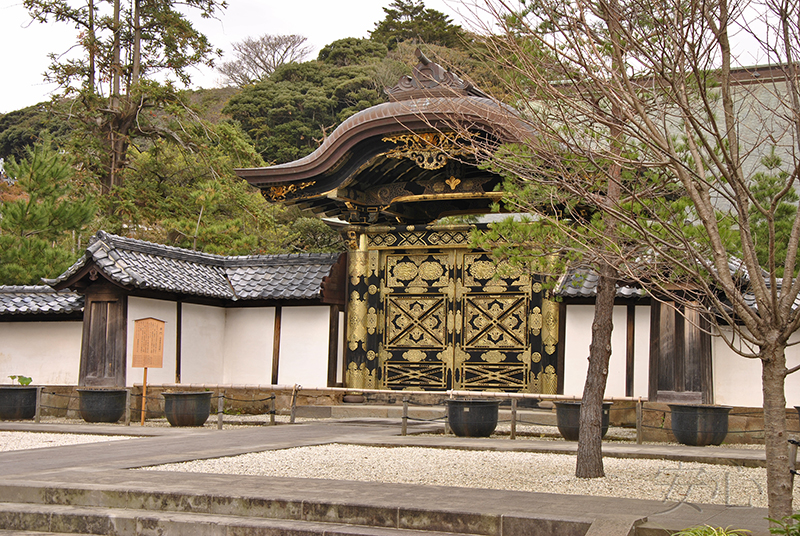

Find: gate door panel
<box><xmin>457</xmin><ymin>253</ymin><xmax>532</xmax><ymax>391</ymax></box>
<box><xmin>381</xmin><ymin>252</ymin><xmax>453</xmax><ymax>390</ymax></box>
<box><xmin>377</xmin><ymin>247</ymin><xmax>559</xmax><ymax>393</ymax></box>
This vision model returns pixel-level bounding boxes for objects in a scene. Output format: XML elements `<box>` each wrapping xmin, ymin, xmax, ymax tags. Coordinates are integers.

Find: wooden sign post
<box><xmin>132</xmin><ymin>318</ymin><xmax>165</xmax><ymax>426</ymax></box>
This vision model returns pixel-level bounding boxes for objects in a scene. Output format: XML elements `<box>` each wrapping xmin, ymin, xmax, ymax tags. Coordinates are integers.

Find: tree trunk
<box><xmin>575</xmin><ymin>261</ymin><xmax>616</xmax><ymax>478</ymax></box>
<box><xmin>132</xmin><ymin>0</ymin><xmax>141</xmax><ymax>87</ymax></box>
<box><xmin>88</xmin><ymin>0</ymin><xmax>95</xmax><ymax>92</ymax></box>
<box><xmin>762</xmin><ymin>341</ymin><xmax>793</xmax><ymax>521</ymax></box>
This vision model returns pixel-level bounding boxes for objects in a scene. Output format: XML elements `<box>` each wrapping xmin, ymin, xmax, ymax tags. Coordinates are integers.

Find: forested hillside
<box><xmin>0</xmin><ymin>0</ymin><xmax>490</xmax><ymax>285</ymax></box>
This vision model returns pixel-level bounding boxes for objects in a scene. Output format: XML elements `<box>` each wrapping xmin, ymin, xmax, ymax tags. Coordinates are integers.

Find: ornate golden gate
<box><xmin>346</xmin><ymin>225</ymin><xmax>561</xmax><ymax>393</ymax></box>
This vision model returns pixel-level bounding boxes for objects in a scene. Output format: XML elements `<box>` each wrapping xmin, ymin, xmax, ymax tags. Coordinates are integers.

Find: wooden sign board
<box><xmin>132</xmin><ymin>317</ymin><xmax>165</xmax><ymax>368</ymax></box>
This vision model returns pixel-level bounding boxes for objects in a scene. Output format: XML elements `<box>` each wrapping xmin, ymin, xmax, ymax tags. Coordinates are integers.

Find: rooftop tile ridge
<box><xmin>0</xmin><ymin>285</ymin><xmax>71</xmax><ymax>293</ymax></box>
<box><xmin>95</xmin><ymin>231</ymin><xmax>230</xmax><ymax>266</ymax></box>
<box><xmin>223</xmin><ymin>252</ymin><xmax>342</xmax><ymax>267</ymax></box>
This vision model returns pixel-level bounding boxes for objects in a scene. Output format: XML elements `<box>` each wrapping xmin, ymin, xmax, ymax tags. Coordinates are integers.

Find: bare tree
<box><xmin>218</xmin><ymin>34</ymin><xmax>313</xmax><ymax>86</ymax></box>
<box><xmin>453</xmin><ymin>0</ymin><xmax>800</xmax><ymax>520</ymax></box>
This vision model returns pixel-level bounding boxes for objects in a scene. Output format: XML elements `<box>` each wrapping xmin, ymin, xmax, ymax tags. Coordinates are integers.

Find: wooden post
<box><xmin>290</xmin><ymin>384</ymin><xmax>299</xmax><ymax>424</ymax></box>
<box><xmin>217</xmin><ymin>392</ymin><xmax>224</xmax><ymax>430</ymax></box>
<box><xmin>636</xmin><ymin>397</ymin><xmax>643</xmax><ymax>445</ymax></box>
<box><xmin>140</xmin><ymin>367</ymin><xmax>148</xmax><ymax>426</ymax></box>
<box><xmin>34</xmin><ymin>387</ymin><xmax>42</xmax><ymax>424</ymax></box>
<box><xmin>124</xmin><ymin>389</ymin><xmax>131</xmax><ymax>426</ymax></box>
<box><xmin>402</xmin><ymin>397</ymin><xmax>408</xmax><ymax>436</ymax></box>
<box><xmin>510</xmin><ymin>399</ymin><xmax>518</xmax><ymax>440</ymax></box>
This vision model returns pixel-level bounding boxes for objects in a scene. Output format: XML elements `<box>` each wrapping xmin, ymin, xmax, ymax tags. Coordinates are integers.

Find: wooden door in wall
<box><xmin>649</xmin><ymin>301</ymin><xmax>713</xmax><ymax>403</ymax></box>
<box><xmin>79</xmin><ymin>284</ymin><xmax>127</xmax><ymax>387</ymax></box>
<box><xmin>378</xmin><ymin>249</ymin><xmax>560</xmax><ymax>392</ymax></box>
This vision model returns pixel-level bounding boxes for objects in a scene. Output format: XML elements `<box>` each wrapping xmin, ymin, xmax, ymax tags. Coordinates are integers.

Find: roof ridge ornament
<box><xmin>385</xmin><ymin>48</ymin><xmax>488</xmax><ymax>101</ymax></box>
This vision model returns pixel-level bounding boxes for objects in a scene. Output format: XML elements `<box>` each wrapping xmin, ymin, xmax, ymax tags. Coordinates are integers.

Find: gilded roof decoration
<box><xmin>382</xmin><ymin>132</ymin><xmax>473</xmax><ymax>170</ymax></box>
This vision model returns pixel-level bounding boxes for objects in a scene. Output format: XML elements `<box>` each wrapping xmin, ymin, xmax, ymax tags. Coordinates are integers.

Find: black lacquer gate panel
<box><xmin>377</xmin><ymin>248</ymin><xmax>559</xmax><ymax>392</ymax></box>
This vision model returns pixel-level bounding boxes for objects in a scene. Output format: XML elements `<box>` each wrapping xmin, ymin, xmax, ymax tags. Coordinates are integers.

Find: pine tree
<box><xmin>0</xmin><ymin>136</ymin><xmax>97</xmax><ymax>284</ymax></box>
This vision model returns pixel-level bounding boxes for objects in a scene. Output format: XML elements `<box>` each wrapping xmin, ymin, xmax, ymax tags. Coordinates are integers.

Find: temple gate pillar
<box><xmin>344</xmin><ymin>226</ymin><xmax>378</xmax><ymax>389</ymax></box>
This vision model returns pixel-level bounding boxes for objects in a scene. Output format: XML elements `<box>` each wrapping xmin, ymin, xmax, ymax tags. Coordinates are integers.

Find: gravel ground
<box><xmin>142</xmin><ymin>443</ymin><xmax>788</xmax><ymax>509</ymax></box>
<box><xmin>2</xmin><ymin>417</ymin><xmax>778</xmax><ymax>508</ymax></box>
<box><xmin>0</xmin><ymin>431</ymin><xmax>133</xmax><ymax>452</ymax></box>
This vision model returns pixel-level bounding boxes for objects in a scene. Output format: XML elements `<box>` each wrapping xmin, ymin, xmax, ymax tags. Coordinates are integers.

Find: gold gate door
<box><xmin>378</xmin><ymin>249</ymin><xmax>559</xmax><ymax>393</ymax></box>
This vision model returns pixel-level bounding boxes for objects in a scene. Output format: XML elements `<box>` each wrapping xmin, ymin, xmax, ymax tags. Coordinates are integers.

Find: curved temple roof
<box><xmin>236</xmin><ymin>50</ymin><xmax>532</xmax><ymax>225</ymax></box>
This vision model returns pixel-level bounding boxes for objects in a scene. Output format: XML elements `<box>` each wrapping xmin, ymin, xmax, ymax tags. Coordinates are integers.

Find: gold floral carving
<box><xmin>468</xmin><ymin>260</ymin><xmax>497</xmax><ymax>281</ymax></box>
<box><xmin>542</xmin><ymin>299</ymin><xmax>559</xmax><ymax>355</ymax></box>
<box><xmin>386</xmin><ymin>254</ymin><xmax>449</xmax><ymax>288</ymax></box>
<box><xmin>480</xmin><ymin>350</ymin><xmax>507</xmax><ymax>363</ymax></box>
<box><xmin>368</xmin><ymin>284</ymin><xmax>378</xmax><ymax>295</ymax></box>
<box><xmin>382</xmin><ymin>132</ymin><xmax>472</xmax><ymax>170</ymax></box>
<box><xmin>532</xmin><ymin>351</ymin><xmax>542</xmax><ymax>363</ymax></box>
<box><xmin>403</xmin><ymin>349</ymin><xmax>427</xmax><ymax>362</ymax></box>
<box><xmin>530</xmin><ymin>306</ymin><xmax>543</xmax><ymax>336</ymax></box>
<box><xmin>349</xmin><ymin>251</ymin><xmax>368</xmax><ymax>287</ymax></box>
<box><xmin>266</xmin><ymin>181</ymin><xmax>314</xmax><ymax>201</ymax></box>
<box><xmin>367</xmin><ymin>350</ymin><xmax>376</xmax><ymax>361</ymax></box>
<box><xmin>367</xmin><ymin>307</ymin><xmax>378</xmax><ymax>335</ymax></box>
<box><xmin>347</xmin><ymin>290</ymin><xmax>367</xmax><ymax>351</ymax></box>
<box><xmin>368</xmin><ymin>250</ymin><xmax>380</xmax><ymax>279</ymax></box>
<box><xmin>445</xmin><ymin>176</ymin><xmax>461</xmax><ymax>190</ymax></box>
<box><xmin>437</xmin><ymin>345</ymin><xmax>453</xmax><ymax>369</ymax></box>
<box><xmin>539</xmin><ymin>365</ymin><xmax>557</xmax><ymax>394</ymax></box>
<box><xmin>346</xmin><ymin>362</ymin><xmax>376</xmax><ymax>389</ymax></box>
<box><xmin>393</xmin><ymin>261</ymin><xmax>418</xmax><ymax>281</ymax></box>
<box><xmin>532</xmin><ymin>282</ymin><xmax>543</xmax><ymax>294</ymax></box>
<box><xmin>419</xmin><ymin>261</ymin><xmax>445</xmax><ymax>281</ymax></box>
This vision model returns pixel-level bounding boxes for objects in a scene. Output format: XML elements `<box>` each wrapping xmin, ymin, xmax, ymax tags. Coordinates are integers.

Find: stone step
<box><xmin>0</xmin><ymin>502</ymin><xmax>487</xmax><ymax>536</ymax></box>
<box><xmin>0</xmin><ymin>531</ymin><xmax>98</xmax><ymax>536</ymax></box>
<box><xmin>0</xmin><ymin>482</ymin><xmax>596</xmax><ymax>536</ymax></box>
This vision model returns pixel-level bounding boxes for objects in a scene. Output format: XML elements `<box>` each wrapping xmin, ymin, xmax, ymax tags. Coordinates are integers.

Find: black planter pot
<box><xmin>446</xmin><ymin>399</ymin><xmax>500</xmax><ymax>437</ymax></box>
<box><xmin>669</xmin><ymin>404</ymin><xmax>731</xmax><ymax>446</ymax></box>
<box><xmin>0</xmin><ymin>386</ymin><xmax>38</xmax><ymax>420</ymax></box>
<box><xmin>163</xmin><ymin>391</ymin><xmax>213</xmax><ymax>427</ymax></box>
<box><xmin>554</xmin><ymin>401</ymin><xmax>612</xmax><ymax>441</ymax></box>
<box><xmin>77</xmin><ymin>389</ymin><xmax>128</xmax><ymax>423</ymax></box>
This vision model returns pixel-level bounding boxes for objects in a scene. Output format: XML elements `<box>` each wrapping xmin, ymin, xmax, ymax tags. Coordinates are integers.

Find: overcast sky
<box><xmin>0</xmin><ymin>0</ymin><xmax>471</xmax><ymax>114</ymax></box>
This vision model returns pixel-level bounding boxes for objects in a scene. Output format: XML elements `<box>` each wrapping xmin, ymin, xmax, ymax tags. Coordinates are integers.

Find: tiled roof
<box><xmin>555</xmin><ymin>268</ymin><xmax>647</xmax><ymax>299</ymax></box>
<box><xmin>0</xmin><ymin>286</ymin><xmax>84</xmax><ymax>315</ymax></box>
<box><xmin>47</xmin><ymin>231</ymin><xmax>342</xmax><ymax>302</ymax></box>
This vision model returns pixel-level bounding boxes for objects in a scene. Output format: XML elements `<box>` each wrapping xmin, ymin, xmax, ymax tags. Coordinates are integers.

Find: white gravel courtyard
<box><xmin>143</xmin><ymin>443</ymin><xmax>793</xmax><ymax>509</ymax></box>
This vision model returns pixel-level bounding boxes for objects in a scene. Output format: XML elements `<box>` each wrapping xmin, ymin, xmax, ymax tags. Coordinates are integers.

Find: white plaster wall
<box><xmin>633</xmin><ymin>306</ymin><xmax>651</xmax><ymax>397</ymax></box>
<box><xmin>180</xmin><ymin>303</ymin><xmax>225</xmax><ymax>384</ymax></box>
<box><xmin>277</xmin><ymin>306</ymin><xmax>331</xmax><ymax>387</ymax></box>
<box><xmin>126</xmin><ymin>298</ymin><xmax>178</xmax><ymax>387</ymax></box>
<box><xmin>0</xmin><ymin>322</ymin><xmax>82</xmax><ymax>385</ymax></box>
<box><xmin>713</xmin><ymin>328</ymin><xmax>800</xmax><ymax>407</ymax></box>
<box><xmin>222</xmin><ymin>307</ymin><xmax>275</xmax><ymax>385</ymax></box>
<box><xmin>562</xmin><ymin>304</ymin><xmax>636</xmax><ymax>398</ymax></box>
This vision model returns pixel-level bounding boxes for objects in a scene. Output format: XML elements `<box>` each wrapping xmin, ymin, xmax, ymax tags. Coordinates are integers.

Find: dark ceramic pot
<box><xmin>669</xmin><ymin>404</ymin><xmax>731</xmax><ymax>446</ymax></box>
<box><xmin>446</xmin><ymin>399</ymin><xmax>500</xmax><ymax>438</ymax></box>
<box><xmin>0</xmin><ymin>386</ymin><xmax>37</xmax><ymax>420</ymax></box>
<box><xmin>554</xmin><ymin>401</ymin><xmax>611</xmax><ymax>441</ymax></box>
<box><xmin>77</xmin><ymin>389</ymin><xmax>128</xmax><ymax>423</ymax></box>
<box><xmin>163</xmin><ymin>391</ymin><xmax>213</xmax><ymax>427</ymax></box>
